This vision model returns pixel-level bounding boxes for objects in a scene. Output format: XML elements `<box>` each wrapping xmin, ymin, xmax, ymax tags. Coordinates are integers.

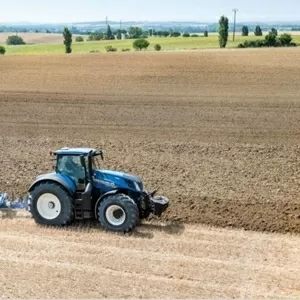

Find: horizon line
<box><xmin>2</xmin><ymin>19</ymin><xmax>300</xmax><ymax>26</ymax></box>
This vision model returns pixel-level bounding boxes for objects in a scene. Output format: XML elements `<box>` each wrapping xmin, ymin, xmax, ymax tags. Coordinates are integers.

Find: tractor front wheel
<box><xmin>29</xmin><ymin>182</ymin><xmax>74</xmax><ymax>226</ymax></box>
<box><xmin>97</xmin><ymin>194</ymin><xmax>139</xmax><ymax>232</ymax></box>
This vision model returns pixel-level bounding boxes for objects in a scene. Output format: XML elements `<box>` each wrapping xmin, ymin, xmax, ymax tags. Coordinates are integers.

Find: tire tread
<box><xmin>29</xmin><ymin>181</ymin><xmax>74</xmax><ymax>226</ymax></box>
<box><xmin>98</xmin><ymin>193</ymin><xmax>139</xmax><ymax>232</ymax></box>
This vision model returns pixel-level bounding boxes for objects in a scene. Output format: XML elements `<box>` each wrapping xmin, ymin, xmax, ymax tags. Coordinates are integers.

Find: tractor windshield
<box><xmin>56</xmin><ymin>155</ymin><xmax>86</xmax><ymax>187</ymax></box>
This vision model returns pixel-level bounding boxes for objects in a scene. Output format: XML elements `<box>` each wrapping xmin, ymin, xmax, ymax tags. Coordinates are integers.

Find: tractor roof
<box><xmin>53</xmin><ymin>147</ymin><xmax>99</xmax><ymax>156</ymax></box>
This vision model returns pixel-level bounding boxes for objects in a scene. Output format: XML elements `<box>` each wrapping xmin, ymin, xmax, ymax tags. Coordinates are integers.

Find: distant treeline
<box><xmin>1</xmin><ymin>22</ymin><xmax>300</xmax><ymax>35</ymax></box>
<box><xmin>85</xmin><ymin>26</ymin><xmax>208</xmax><ymax>41</ymax></box>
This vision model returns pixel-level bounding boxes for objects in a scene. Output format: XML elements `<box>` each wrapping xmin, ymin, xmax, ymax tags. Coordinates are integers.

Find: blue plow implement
<box><xmin>0</xmin><ymin>193</ymin><xmax>29</xmax><ymax>210</ymax></box>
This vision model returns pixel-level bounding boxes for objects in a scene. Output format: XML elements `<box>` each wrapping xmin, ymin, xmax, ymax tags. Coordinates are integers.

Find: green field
<box><xmin>2</xmin><ymin>34</ymin><xmax>300</xmax><ymax>55</ymax></box>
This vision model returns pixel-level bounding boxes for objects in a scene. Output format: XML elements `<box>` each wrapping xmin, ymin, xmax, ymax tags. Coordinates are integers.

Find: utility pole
<box><xmin>233</xmin><ymin>8</ymin><xmax>238</xmax><ymax>42</ymax></box>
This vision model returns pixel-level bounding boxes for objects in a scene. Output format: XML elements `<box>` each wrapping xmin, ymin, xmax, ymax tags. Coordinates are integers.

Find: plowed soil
<box><xmin>1</xmin><ymin>48</ymin><xmax>300</xmax><ymax>234</ymax></box>
<box><xmin>0</xmin><ymin>32</ymin><xmax>80</xmax><ymax>44</ymax></box>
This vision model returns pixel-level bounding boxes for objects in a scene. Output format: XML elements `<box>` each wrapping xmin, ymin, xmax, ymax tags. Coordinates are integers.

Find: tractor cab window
<box><xmin>56</xmin><ymin>155</ymin><xmax>86</xmax><ymax>188</ymax></box>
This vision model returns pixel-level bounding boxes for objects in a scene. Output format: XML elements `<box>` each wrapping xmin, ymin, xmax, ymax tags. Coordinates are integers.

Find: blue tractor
<box><xmin>27</xmin><ymin>147</ymin><xmax>169</xmax><ymax>232</ymax></box>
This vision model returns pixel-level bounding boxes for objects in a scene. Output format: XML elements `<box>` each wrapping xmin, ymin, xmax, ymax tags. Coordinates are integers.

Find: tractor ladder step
<box><xmin>74</xmin><ymin>199</ymin><xmax>84</xmax><ymax>220</ymax></box>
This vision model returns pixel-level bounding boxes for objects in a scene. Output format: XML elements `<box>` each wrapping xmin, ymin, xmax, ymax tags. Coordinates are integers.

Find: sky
<box><xmin>0</xmin><ymin>0</ymin><xmax>299</xmax><ymax>24</ymax></box>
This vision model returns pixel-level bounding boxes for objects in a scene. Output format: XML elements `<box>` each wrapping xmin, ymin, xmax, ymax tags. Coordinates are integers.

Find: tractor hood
<box><xmin>93</xmin><ymin>169</ymin><xmax>144</xmax><ymax>192</ymax></box>
<box><xmin>98</xmin><ymin>170</ymin><xmax>142</xmax><ymax>183</ymax></box>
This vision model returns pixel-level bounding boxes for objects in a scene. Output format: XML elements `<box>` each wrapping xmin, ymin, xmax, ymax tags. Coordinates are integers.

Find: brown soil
<box><xmin>1</xmin><ymin>49</ymin><xmax>300</xmax><ymax>234</ymax></box>
<box><xmin>1</xmin><ymin>217</ymin><xmax>300</xmax><ymax>298</ymax></box>
<box><xmin>0</xmin><ymin>32</ymin><xmax>81</xmax><ymax>44</ymax></box>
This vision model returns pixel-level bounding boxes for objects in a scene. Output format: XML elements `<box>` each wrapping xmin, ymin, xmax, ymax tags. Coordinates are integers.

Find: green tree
<box><xmin>278</xmin><ymin>33</ymin><xmax>292</xmax><ymax>45</ymax></box>
<box><xmin>116</xmin><ymin>30</ymin><xmax>122</xmax><ymax>40</ymax></box>
<box><xmin>88</xmin><ymin>32</ymin><xmax>104</xmax><ymax>41</ymax></box>
<box><xmin>106</xmin><ymin>25</ymin><xmax>113</xmax><ymax>40</ymax></box>
<box><xmin>237</xmin><ymin>32</ymin><xmax>294</xmax><ymax>48</ymax></box>
<box><xmin>242</xmin><ymin>26</ymin><xmax>249</xmax><ymax>36</ymax></box>
<box><xmin>156</xmin><ymin>31</ymin><xmax>166</xmax><ymax>37</ymax></box>
<box><xmin>63</xmin><ymin>27</ymin><xmax>72</xmax><ymax>54</ymax></box>
<box><xmin>0</xmin><ymin>46</ymin><xmax>6</xmax><ymax>55</ymax></box>
<box><xmin>218</xmin><ymin>15</ymin><xmax>229</xmax><ymax>48</ymax></box>
<box><xmin>254</xmin><ymin>25</ymin><xmax>263</xmax><ymax>36</ymax></box>
<box><xmin>270</xmin><ymin>28</ymin><xmax>278</xmax><ymax>36</ymax></box>
<box><xmin>75</xmin><ymin>36</ymin><xmax>84</xmax><ymax>42</ymax></box>
<box><xmin>204</xmin><ymin>30</ymin><xmax>208</xmax><ymax>37</ymax></box>
<box><xmin>105</xmin><ymin>45</ymin><xmax>117</xmax><ymax>52</ymax></box>
<box><xmin>265</xmin><ymin>33</ymin><xmax>277</xmax><ymax>46</ymax></box>
<box><xmin>6</xmin><ymin>35</ymin><xmax>25</xmax><ymax>45</ymax></box>
<box><xmin>170</xmin><ymin>31</ymin><xmax>181</xmax><ymax>37</ymax></box>
<box><xmin>154</xmin><ymin>44</ymin><xmax>161</xmax><ymax>51</ymax></box>
<box><xmin>182</xmin><ymin>33</ymin><xmax>190</xmax><ymax>37</ymax></box>
<box><xmin>128</xmin><ymin>26</ymin><xmax>143</xmax><ymax>38</ymax></box>
<box><xmin>133</xmin><ymin>38</ymin><xmax>150</xmax><ymax>50</ymax></box>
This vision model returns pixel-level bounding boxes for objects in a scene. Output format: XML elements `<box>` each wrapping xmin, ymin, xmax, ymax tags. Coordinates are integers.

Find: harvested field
<box><xmin>0</xmin><ymin>32</ymin><xmax>82</xmax><ymax>44</ymax></box>
<box><xmin>1</xmin><ymin>48</ymin><xmax>300</xmax><ymax>234</ymax></box>
<box><xmin>0</xmin><ymin>217</ymin><xmax>300</xmax><ymax>298</ymax></box>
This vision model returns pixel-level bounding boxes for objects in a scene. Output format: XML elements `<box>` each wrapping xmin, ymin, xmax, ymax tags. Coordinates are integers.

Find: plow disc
<box><xmin>0</xmin><ymin>193</ymin><xmax>30</xmax><ymax>219</ymax></box>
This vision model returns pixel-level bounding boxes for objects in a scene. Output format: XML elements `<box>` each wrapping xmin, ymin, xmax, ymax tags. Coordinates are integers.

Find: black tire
<box><xmin>97</xmin><ymin>193</ymin><xmax>139</xmax><ymax>232</ymax></box>
<box><xmin>29</xmin><ymin>182</ymin><xmax>74</xmax><ymax>226</ymax></box>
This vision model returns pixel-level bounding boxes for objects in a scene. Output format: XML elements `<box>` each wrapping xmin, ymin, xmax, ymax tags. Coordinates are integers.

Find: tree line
<box><xmin>0</xmin><ymin>20</ymin><xmax>297</xmax><ymax>56</ymax></box>
<box><xmin>85</xmin><ymin>25</ymin><xmax>208</xmax><ymax>41</ymax></box>
<box><xmin>241</xmin><ymin>25</ymin><xmax>276</xmax><ymax>36</ymax></box>
<box><xmin>63</xmin><ymin>27</ymin><xmax>161</xmax><ymax>53</ymax></box>
<box><xmin>218</xmin><ymin>16</ymin><xmax>296</xmax><ymax>48</ymax></box>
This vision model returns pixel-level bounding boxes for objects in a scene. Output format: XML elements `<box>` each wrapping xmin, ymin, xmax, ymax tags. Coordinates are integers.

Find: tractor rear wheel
<box><xmin>97</xmin><ymin>194</ymin><xmax>139</xmax><ymax>232</ymax></box>
<box><xmin>29</xmin><ymin>182</ymin><xmax>74</xmax><ymax>226</ymax></box>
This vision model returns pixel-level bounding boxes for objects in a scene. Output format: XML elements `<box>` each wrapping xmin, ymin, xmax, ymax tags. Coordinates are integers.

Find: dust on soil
<box><xmin>1</xmin><ymin>49</ymin><xmax>300</xmax><ymax>234</ymax></box>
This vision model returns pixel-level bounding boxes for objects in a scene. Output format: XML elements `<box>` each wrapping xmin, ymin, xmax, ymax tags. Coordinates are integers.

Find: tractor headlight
<box><xmin>134</xmin><ymin>181</ymin><xmax>141</xmax><ymax>191</ymax></box>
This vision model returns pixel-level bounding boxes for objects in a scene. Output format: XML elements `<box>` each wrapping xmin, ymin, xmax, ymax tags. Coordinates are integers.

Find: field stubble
<box><xmin>1</xmin><ymin>218</ymin><xmax>300</xmax><ymax>298</ymax></box>
<box><xmin>1</xmin><ymin>49</ymin><xmax>300</xmax><ymax>235</ymax></box>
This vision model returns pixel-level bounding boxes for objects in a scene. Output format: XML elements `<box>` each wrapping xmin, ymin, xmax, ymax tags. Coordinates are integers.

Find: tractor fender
<box><xmin>28</xmin><ymin>172</ymin><xmax>77</xmax><ymax>196</ymax></box>
<box><xmin>94</xmin><ymin>189</ymin><xmax>134</xmax><ymax>217</ymax></box>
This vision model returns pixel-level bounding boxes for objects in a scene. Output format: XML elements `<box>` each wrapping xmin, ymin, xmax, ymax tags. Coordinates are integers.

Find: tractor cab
<box><xmin>49</xmin><ymin>147</ymin><xmax>104</xmax><ymax>219</ymax></box>
<box><xmin>52</xmin><ymin>147</ymin><xmax>103</xmax><ymax>191</ymax></box>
